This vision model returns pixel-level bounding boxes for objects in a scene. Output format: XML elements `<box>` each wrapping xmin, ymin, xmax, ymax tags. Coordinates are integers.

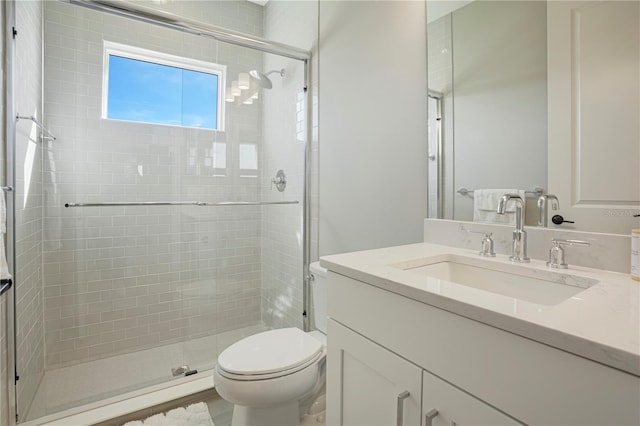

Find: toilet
<box><xmin>213</xmin><ymin>262</ymin><xmax>328</xmax><ymax>426</ymax></box>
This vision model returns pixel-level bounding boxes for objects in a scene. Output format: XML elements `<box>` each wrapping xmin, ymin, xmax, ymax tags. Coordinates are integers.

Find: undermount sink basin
<box><xmin>391</xmin><ymin>254</ymin><xmax>598</xmax><ymax>306</ymax></box>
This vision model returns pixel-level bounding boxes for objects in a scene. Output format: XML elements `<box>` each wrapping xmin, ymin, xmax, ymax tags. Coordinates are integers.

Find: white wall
<box><xmin>318</xmin><ymin>1</ymin><xmax>429</xmax><ymax>256</ymax></box>
<box><xmin>427</xmin><ymin>0</ymin><xmax>473</xmax><ymax>23</ymax></box>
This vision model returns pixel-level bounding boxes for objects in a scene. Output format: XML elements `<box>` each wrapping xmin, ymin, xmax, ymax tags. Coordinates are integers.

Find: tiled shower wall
<box><xmin>14</xmin><ymin>0</ymin><xmax>45</xmax><ymax>417</ymax></box>
<box><xmin>42</xmin><ymin>1</ymin><xmax>269</xmax><ymax>369</ymax></box>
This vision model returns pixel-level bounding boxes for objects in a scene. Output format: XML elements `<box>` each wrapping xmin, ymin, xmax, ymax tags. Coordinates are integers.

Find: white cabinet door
<box><xmin>422</xmin><ymin>370</ymin><xmax>523</xmax><ymax>426</ymax></box>
<box><xmin>326</xmin><ymin>319</ymin><xmax>422</xmax><ymax>426</ymax></box>
<box><xmin>547</xmin><ymin>0</ymin><xmax>640</xmax><ymax>233</ymax></box>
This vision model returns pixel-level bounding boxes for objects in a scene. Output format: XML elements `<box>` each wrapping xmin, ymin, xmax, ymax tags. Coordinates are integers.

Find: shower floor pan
<box><xmin>21</xmin><ymin>324</ymin><xmax>266</xmax><ymax>425</ymax></box>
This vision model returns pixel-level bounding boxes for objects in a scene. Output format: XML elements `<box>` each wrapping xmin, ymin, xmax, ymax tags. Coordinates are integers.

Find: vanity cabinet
<box><xmin>327</xmin><ymin>319</ymin><xmax>422</xmax><ymax>425</ymax></box>
<box><xmin>326</xmin><ymin>271</ymin><xmax>640</xmax><ymax>425</ymax></box>
<box><xmin>327</xmin><ymin>319</ymin><xmax>521</xmax><ymax>426</ymax></box>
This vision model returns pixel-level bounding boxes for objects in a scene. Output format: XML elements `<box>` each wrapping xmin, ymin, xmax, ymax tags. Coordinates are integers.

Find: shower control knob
<box><xmin>552</xmin><ymin>215</ymin><xmax>575</xmax><ymax>225</ymax></box>
<box><xmin>271</xmin><ymin>170</ymin><xmax>287</xmax><ymax>192</ymax></box>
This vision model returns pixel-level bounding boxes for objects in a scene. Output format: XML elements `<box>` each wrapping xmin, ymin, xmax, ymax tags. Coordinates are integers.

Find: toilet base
<box><xmin>232</xmin><ymin>401</ymin><xmax>300</xmax><ymax>426</ymax></box>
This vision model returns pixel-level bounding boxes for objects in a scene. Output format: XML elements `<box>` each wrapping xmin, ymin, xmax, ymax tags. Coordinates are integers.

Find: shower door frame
<box><xmin>4</xmin><ymin>0</ymin><xmax>18</xmax><ymax>424</ymax></box>
<box><xmin>5</xmin><ymin>0</ymin><xmax>314</xmax><ymax>423</ymax></box>
<box><xmin>427</xmin><ymin>90</ymin><xmax>443</xmax><ymax>219</ymax></box>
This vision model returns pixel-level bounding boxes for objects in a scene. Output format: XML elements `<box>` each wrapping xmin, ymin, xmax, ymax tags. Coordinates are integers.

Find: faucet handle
<box><xmin>551</xmin><ymin>239</ymin><xmax>590</xmax><ymax>247</ymax></box>
<box><xmin>467</xmin><ymin>230</ymin><xmax>496</xmax><ymax>257</ymax></box>
<box><xmin>546</xmin><ymin>239</ymin><xmax>590</xmax><ymax>269</ymax></box>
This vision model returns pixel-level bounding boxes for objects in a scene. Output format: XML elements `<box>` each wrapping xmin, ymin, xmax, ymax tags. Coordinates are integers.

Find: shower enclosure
<box><xmin>5</xmin><ymin>0</ymin><xmax>313</xmax><ymax>423</ymax></box>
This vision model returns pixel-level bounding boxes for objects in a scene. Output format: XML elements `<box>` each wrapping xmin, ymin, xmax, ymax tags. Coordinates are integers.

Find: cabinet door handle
<box><xmin>424</xmin><ymin>408</ymin><xmax>439</xmax><ymax>426</ymax></box>
<box><xmin>396</xmin><ymin>391</ymin><xmax>411</xmax><ymax>426</ymax></box>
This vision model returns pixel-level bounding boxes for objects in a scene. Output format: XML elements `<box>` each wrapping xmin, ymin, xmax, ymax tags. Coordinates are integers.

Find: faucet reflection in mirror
<box><xmin>458</xmin><ymin>187</ymin><xmax>544</xmax><ymax>226</ymax></box>
<box><xmin>537</xmin><ymin>194</ymin><xmax>559</xmax><ymax>227</ymax></box>
<box><xmin>473</xmin><ymin>189</ymin><xmax>525</xmax><ymax>225</ymax></box>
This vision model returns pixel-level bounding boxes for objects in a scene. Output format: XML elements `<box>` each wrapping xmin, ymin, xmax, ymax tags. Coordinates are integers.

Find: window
<box><xmin>187</xmin><ymin>143</ymin><xmax>227</xmax><ymax>176</ymax></box>
<box><xmin>239</xmin><ymin>144</ymin><xmax>258</xmax><ymax>170</ymax></box>
<box><xmin>239</xmin><ymin>143</ymin><xmax>258</xmax><ymax>177</ymax></box>
<box><xmin>211</xmin><ymin>142</ymin><xmax>227</xmax><ymax>169</ymax></box>
<box><xmin>103</xmin><ymin>41</ymin><xmax>225</xmax><ymax>130</ymax></box>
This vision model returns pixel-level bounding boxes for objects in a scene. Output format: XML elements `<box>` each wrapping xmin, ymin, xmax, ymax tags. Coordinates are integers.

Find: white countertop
<box><xmin>320</xmin><ymin>242</ymin><xmax>640</xmax><ymax>377</ymax></box>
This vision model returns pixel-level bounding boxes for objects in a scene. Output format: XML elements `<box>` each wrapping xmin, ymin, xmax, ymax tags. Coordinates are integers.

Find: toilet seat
<box><xmin>217</xmin><ymin>328</ymin><xmax>324</xmax><ymax>381</ymax></box>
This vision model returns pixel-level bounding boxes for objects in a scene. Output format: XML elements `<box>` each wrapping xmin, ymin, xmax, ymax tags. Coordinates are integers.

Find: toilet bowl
<box><xmin>213</xmin><ymin>262</ymin><xmax>328</xmax><ymax>426</ymax></box>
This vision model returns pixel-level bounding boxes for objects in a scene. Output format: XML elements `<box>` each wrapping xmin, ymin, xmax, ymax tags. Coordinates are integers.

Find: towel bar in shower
<box><xmin>457</xmin><ymin>187</ymin><xmax>544</xmax><ymax>197</ymax></box>
<box><xmin>16</xmin><ymin>114</ymin><xmax>57</xmax><ymax>141</ymax></box>
<box><xmin>64</xmin><ymin>200</ymin><xmax>299</xmax><ymax>208</ymax></box>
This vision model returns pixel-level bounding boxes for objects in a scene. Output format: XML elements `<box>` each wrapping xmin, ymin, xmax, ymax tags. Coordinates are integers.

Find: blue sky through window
<box><xmin>107</xmin><ymin>55</ymin><xmax>219</xmax><ymax>129</ymax></box>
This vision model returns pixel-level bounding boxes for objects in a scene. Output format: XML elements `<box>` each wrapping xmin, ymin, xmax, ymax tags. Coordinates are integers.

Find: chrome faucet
<box><xmin>546</xmin><ymin>239</ymin><xmax>590</xmax><ymax>269</ymax></box>
<box><xmin>497</xmin><ymin>194</ymin><xmax>530</xmax><ymax>263</ymax></box>
<box><xmin>537</xmin><ymin>194</ymin><xmax>559</xmax><ymax>227</ymax></box>
<box><xmin>465</xmin><ymin>229</ymin><xmax>496</xmax><ymax>257</ymax></box>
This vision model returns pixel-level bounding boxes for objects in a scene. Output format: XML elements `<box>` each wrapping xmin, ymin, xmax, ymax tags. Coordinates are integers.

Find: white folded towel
<box><xmin>0</xmin><ymin>190</ymin><xmax>5</xmax><ymax>234</ymax></box>
<box><xmin>0</xmin><ymin>192</ymin><xmax>10</xmax><ymax>280</ymax></box>
<box><xmin>473</xmin><ymin>189</ymin><xmax>526</xmax><ymax>225</ymax></box>
<box><xmin>0</xmin><ymin>236</ymin><xmax>10</xmax><ymax>281</ymax></box>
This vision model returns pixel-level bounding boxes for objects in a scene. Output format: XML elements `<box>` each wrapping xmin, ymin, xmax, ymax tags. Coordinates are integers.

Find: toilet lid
<box><xmin>217</xmin><ymin>328</ymin><xmax>323</xmax><ymax>376</ymax></box>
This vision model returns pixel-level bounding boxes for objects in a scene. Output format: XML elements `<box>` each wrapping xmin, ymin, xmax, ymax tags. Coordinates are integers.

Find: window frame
<box><xmin>102</xmin><ymin>41</ymin><xmax>226</xmax><ymax>131</ymax></box>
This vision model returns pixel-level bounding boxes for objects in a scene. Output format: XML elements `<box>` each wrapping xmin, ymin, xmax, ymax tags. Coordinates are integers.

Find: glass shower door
<box><xmin>12</xmin><ymin>0</ymin><xmax>46</xmax><ymax>421</ymax></box>
<box><xmin>12</xmin><ymin>0</ymin><xmax>312</xmax><ymax>421</ymax></box>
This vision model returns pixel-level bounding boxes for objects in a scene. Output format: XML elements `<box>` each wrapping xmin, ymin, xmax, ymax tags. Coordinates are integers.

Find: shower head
<box><xmin>249</xmin><ymin>69</ymin><xmax>286</xmax><ymax>89</ymax></box>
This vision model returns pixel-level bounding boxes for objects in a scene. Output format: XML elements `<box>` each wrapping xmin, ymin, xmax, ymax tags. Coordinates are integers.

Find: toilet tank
<box><xmin>309</xmin><ymin>262</ymin><xmax>328</xmax><ymax>334</ymax></box>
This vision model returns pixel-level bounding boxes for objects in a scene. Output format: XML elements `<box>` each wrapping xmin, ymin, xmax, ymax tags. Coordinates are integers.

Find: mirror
<box><xmin>426</xmin><ymin>0</ymin><xmax>640</xmax><ymax>235</ymax></box>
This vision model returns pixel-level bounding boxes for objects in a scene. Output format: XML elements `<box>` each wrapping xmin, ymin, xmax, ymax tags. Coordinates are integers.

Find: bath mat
<box><xmin>123</xmin><ymin>402</ymin><xmax>215</xmax><ymax>426</ymax></box>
